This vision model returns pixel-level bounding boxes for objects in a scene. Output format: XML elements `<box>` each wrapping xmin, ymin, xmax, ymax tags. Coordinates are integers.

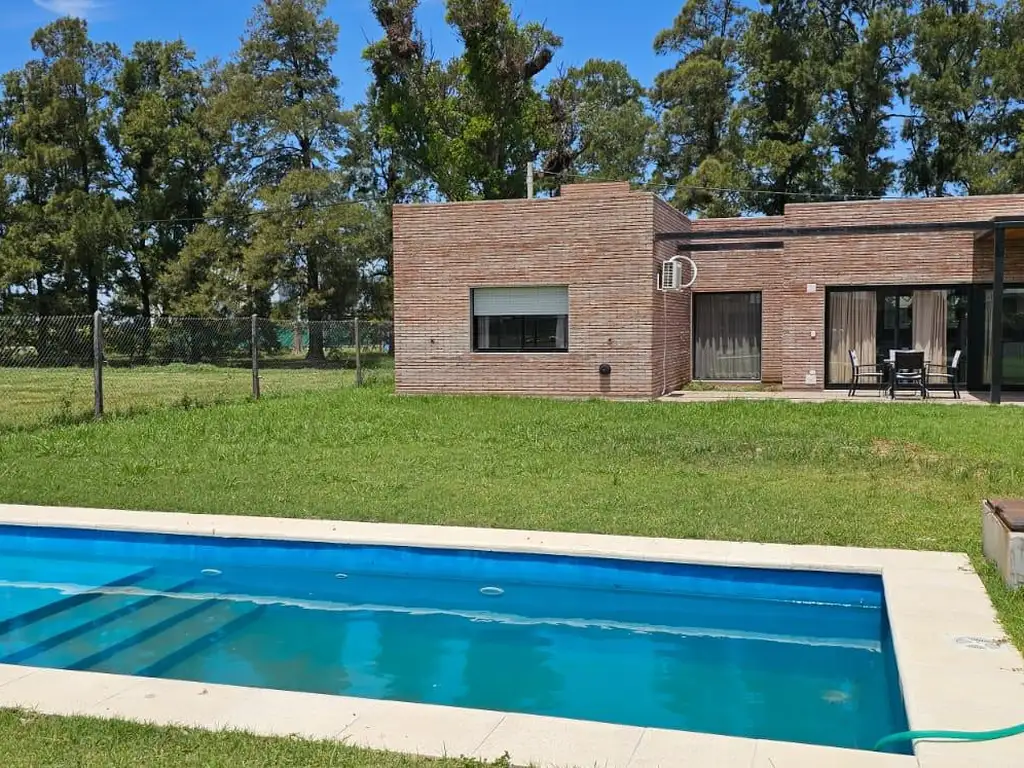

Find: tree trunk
<box><xmin>138</xmin><ymin>261</ymin><xmax>153</xmax><ymax>364</ymax></box>
<box><xmin>306</xmin><ymin>249</ymin><xmax>325</xmax><ymax>361</ymax></box>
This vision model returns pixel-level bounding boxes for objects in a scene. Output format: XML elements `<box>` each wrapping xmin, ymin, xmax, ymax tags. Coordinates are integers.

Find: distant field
<box><xmin>0</xmin><ymin>363</ymin><xmax>393</xmax><ymax>431</ymax></box>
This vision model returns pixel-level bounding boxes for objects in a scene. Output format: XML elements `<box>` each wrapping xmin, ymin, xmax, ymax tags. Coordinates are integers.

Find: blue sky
<box><xmin>1</xmin><ymin>0</ymin><xmax>685</xmax><ymax>106</ymax></box>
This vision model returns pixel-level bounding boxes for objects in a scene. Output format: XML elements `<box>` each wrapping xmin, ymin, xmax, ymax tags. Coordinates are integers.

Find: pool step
<box><xmin>22</xmin><ymin>590</ymin><xmax>221</xmax><ymax>671</ymax></box>
<box><xmin>0</xmin><ymin>575</ymin><xmax>199</xmax><ymax>664</ymax></box>
<box><xmin>84</xmin><ymin>600</ymin><xmax>266</xmax><ymax>678</ymax></box>
<box><xmin>0</xmin><ymin>565</ymin><xmax>155</xmax><ymax>632</ymax></box>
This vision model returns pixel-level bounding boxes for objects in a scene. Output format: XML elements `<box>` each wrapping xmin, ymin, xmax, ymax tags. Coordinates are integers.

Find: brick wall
<box><xmin>393</xmin><ymin>183</ymin><xmax>663</xmax><ymax>398</ymax></box>
<box><xmin>652</xmin><ymin>198</ymin><xmax>691</xmax><ymax>394</ymax></box>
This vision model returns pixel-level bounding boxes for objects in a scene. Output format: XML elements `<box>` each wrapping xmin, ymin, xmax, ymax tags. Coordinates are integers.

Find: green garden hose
<box><xmin>874</xmin><ymin>722</ymin><xmax>1024</xmax><ymax>751</ymax></box>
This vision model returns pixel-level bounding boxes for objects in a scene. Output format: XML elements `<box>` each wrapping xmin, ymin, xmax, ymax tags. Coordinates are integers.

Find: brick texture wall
<box><xmin>393</xmin><ymin>183</ymin><xmax>665</xmax><ymax>398</ymax></box>
<box><xmin>652</xmin><ymin>198</ymin><xmax>691</xmax><ymax>394</ymax></box>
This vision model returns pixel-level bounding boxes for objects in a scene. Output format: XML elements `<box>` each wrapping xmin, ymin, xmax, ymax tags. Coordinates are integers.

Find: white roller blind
<box><xmin>472</xmin><ymin>286</ymin><xmax>569</xmax><ymax>316</ymax></box>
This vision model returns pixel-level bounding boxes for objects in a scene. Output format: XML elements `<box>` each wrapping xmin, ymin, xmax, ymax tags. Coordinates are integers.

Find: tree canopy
<box><xmin>2</xmin><ymin>0</ymin><xmax>1024</xmax><ymax>319</ymax></box>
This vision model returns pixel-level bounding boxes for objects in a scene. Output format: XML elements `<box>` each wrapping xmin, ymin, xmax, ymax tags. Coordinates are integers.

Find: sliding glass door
<box><xmin>984</xmin><ymin>288</ymin><xmax>1024</xmax><ymax>387</ymax></box>
<box><xmin>693</xmin><ymin>292</ymin><xmax>762</xmax><ymax>380</ymax></box>
<box><xmin>827</xmin><ymin>287</ymin><xmax>970</xmax><ymax>386</ymax></box>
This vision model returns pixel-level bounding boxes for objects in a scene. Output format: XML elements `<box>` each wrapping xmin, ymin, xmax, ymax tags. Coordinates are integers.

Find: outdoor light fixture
<box><xmin>599</xmin><ymin>363</ymin><xmax>612</xmax><ymax>375</ymax></box>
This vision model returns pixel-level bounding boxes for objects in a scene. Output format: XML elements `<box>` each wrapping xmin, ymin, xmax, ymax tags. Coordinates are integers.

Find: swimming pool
<box><xmin>0</xmin><ymin>523</ymin><xmax>908</xmax><ymax>752</ymax></box>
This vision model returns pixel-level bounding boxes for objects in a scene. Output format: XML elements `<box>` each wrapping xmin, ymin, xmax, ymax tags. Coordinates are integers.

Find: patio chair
<box><xmin>848</xmin><ymin>350</ymin><xmax>884</xmax><ymax>397</ymax></box>
<box><xmin>891</xmin><ymin>350</ymin><xmax>927</xmax><ymax>399</ymax></box>
<box><xmin>926</xmin><ymin>349</ymin><xmax>963</xmax><ymax>399</ymax></box>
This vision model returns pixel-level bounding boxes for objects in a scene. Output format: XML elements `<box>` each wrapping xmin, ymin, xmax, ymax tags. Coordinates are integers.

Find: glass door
<box><xmin>984</xmin><ymin>288</ymin><xmax>1024</xmax><ymax>386</ymax></box>
<box><xmin>693</xmin><ymin>293</ymin><xmax>762</xmax><ymax>380</ymax></box>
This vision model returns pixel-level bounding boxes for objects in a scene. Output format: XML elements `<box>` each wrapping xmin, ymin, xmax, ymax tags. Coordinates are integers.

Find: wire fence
<box><xmin>0</xmin><ymin>313</ymin><xmax>393</xmax><ymax>431</ymax></box>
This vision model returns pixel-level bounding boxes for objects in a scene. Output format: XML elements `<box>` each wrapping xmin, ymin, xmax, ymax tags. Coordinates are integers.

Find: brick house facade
<box><xmin>393</xmin><ymin>182</ymin><xmax>1024</xmax><ymax>399</ymax></box>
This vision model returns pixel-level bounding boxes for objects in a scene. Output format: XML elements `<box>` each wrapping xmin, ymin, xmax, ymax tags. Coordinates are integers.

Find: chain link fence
<box><xmin>1</xmin><ymin>313</ymin><xmax>393</xmax><ymax>431</ymax></box>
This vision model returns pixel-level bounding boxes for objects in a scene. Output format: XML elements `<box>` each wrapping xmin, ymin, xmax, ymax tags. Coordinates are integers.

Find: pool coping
<box><xmin>0</xmin><ymin>504</ymin><xmax>1020</xmax><ymax>768</ymax></box>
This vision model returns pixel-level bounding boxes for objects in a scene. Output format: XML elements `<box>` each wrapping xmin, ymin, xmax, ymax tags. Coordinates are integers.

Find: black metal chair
<box><xmin>927</xmin><ymin>349</ymin><xmax>963</xmax><ymax>399</ymax></box>
<box><xmin>892</xmin><ymin>350</ymin><xmax>927</xmax><ymax>399</ymax></box>
<box><xmin>848</xmin><ymin>349</ymin><xmax>884</xmax><ymax>396</ymax></box>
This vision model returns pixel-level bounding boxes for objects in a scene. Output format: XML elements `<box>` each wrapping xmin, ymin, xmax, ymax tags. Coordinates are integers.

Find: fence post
<box><xmin>92</xmin><ymin>310</ymin><xmax>104</xmax><ymax>419</ymax></box>
<box><xmin>354</xmin><ymin>316</ymin><xmax>363</xmax><ymax>387</ymax></box>
<box><xmin>251</xmin><ymin>314</ymin><xmax>261</xmax><ymax>400</ymax></box>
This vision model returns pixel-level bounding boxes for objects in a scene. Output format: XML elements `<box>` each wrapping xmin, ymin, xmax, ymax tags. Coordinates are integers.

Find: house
<box><xmin>392</xmin><ymin>182</ymin><xmax>1024</xmax><ymax>402</ymax></box>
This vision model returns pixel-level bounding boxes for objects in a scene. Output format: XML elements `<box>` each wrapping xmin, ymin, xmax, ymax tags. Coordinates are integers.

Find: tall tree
<box><xmin>818</xmin><ymin>0</ymin><xmax>911</xmax><ymax>198</ymax></box>
<box><xmin>901</xmin><ymin>0</ymin><xmax>993</xmax><ymax>196</ymax></box>
<box><xmin>0</xmin><ymin>18</ymin><xmax>122</xmax><ymax>314</ymax></box>
<box><xmin>651</xmin><ymin>0</ymin><xmax>749</xmax><ymax>216</ymax></box>
<box><xmin>365</xmin><ymin>0</ymin><xmax>561</xmax><ymax>200</ymax></box>
<box><xmin>974</xmin><ymin>0</ymin><xmax>1024</xmax><ymax>192</ymax></box>
<box><xmin>107</xmin><ymin>40</ymin><xmax>215</xmax><ymax>318</ymax></box>
<box><xmin>542</xmin><ymin>59</ymin><xmax>654</xmax><ymax>190</ymax></box>
<box><xmin>736</xmin><ymin>0</ymin><xmax>834</xmax><ymax>215</ymax></box>
<box><xmin>217</xmin><ymin>0</ymin><xmax>360</xmax><ymax>357</ymax></box>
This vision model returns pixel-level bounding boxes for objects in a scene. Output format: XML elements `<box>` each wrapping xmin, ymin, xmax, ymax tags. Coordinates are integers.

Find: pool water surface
<box><xmin>0</xmin><ymin>526</ymin><xmax>909</xmax><ymax>752</ymax></box>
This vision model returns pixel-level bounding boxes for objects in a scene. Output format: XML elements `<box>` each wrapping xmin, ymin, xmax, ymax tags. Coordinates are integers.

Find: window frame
<box><xmin>471</xmin><ymin>287</ymin><xmax>570</xmax><ymax>354</ymax></box>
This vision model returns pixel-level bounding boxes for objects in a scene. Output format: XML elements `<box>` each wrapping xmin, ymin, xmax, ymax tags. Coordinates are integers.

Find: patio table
<box><xmin>878</xmin><ymin>350</ymin><xmax>929</xmax><ymax>398</ymax></box>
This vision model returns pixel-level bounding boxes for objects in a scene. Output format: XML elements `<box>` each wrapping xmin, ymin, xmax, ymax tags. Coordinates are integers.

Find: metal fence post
<box><xmin>92</xmin><ymin>310</ymin><xmax>104</xmax><ymax>419</ymax></box>
<box><xmin>251</xmin><ymin>314</ymin><xmax>261</xmax><ymax>400</ymax></box>
<box><xmin>354</xmin><ymin>316</ymin><xmax>362</xmax><ymax>387</ymax></box>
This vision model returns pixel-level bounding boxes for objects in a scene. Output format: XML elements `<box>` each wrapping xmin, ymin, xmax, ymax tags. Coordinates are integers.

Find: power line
<box><xmin>126</xmin><ymin>198</ymin><xmax>372</xmax><ymax>228</ymax></box>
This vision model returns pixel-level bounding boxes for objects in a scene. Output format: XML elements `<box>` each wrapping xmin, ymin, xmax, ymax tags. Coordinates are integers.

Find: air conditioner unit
<box><xmin>661</xmin><ymin>259</ymin><xmax>682</xmax><ymax>291</ymax></box>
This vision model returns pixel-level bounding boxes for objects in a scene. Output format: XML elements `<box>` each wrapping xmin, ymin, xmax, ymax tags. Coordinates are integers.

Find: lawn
<box><xmin>1</xmin><ymin>385</ymin><xmax>1023</xmax><ymax>764</ymax></box>
<box><xmin>0</xmin><ymin>363</ymin><xmax>392</xmax><ymax>432</ymax></box>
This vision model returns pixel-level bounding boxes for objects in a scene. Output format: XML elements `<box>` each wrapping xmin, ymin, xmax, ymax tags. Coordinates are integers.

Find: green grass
<box><xmin>1</xmin><ymin>386</ymin><xmax>1023</xmax><ymax>763</ymax></box>
<box><xmin>0</xmin><ymin>364</ymin><xmax>393</xmax><ymax>432</ymax></box>
<box><xmin>0</xmin><ymin>710</ymin><xmax>507</xmax><ymax>768</ymax></box>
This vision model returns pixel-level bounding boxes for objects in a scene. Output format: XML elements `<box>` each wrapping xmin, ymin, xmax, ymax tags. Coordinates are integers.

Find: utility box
<box><xmin>982</xmin><ymin>499</ymin><xmax>1024</xmax><ymax>589</ymax></box>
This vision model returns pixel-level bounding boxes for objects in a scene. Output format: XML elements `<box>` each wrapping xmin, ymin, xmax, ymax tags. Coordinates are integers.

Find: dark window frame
<box><xmin>823</xmin><ymin>282</ymin><xmax>1024</xmax><ymax>390</ymax></box>
<box><xmin>470</xmin><ymin>287</ymin><xmax>569</xmax><ymax>354</ymax></box>
<box><xmin>471</xmin><ymin>314</ymin><xmax>569</xmax><ymax>353</ymax></box>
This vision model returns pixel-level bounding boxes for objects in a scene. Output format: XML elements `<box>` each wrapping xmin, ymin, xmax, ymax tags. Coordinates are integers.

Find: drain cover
<box><xmin>955</xmin><ymin>636</ymin><xmax>1007</xmax><ymax>651</ymax></box>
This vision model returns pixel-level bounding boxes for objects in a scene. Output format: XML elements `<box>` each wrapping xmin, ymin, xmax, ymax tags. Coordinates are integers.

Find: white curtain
<box><xmin>828</xmin><ymin>291</ymin><xmax>877</xmax><ymax>383</ymax></box>
<box><xmin>555</xmin><ymin>316</ymin><xmax>568</xmax><ymax>349</ymax></box>
<box><xmin>912</xmin><ymin>290</ymin><xmax>947</xmax><ymax>383</ymax></box>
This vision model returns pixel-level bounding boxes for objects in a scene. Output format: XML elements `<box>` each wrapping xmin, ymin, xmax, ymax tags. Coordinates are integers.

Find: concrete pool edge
<box><xmin>0</xmin><ymin>504</ymin><xmax>1019</xmax><ymax>768</ymax></box>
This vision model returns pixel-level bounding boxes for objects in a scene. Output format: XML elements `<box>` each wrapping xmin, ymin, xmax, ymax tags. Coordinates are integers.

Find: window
<box><xmin>472</xmin><ymin>286</ymin><xmax>569</xmax><ymax>352</ymax></box>
<box><xmin>692</xmin><ymin>292</ymin><xmax>762</xmax><ymax>380</ymax></box>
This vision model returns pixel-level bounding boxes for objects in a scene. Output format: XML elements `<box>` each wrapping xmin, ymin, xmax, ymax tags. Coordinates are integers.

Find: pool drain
<box><xmin>201</xmin><ymin>568</ymin><xmax>222</xmax><ymax>577</ymax></box>
<box><xmin>335</xmin><ymin>573</ymin><xmax>348</xmax><ymax>580</ymax></box>
<box><xmin>479</xmin><ymin>586</ymin><xmax>504</xmax><ymax>596</ymax></box>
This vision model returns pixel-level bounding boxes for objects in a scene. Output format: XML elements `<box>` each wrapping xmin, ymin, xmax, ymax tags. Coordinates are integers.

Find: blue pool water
<box><xmin>0</xmin><ymin>526</ymin><xmax>909</xmax><ymax>752</ymax></box>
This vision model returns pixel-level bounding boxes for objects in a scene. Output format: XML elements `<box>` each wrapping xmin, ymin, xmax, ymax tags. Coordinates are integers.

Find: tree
<box><xmin>650</xmin><ymin>0</ymin><xmax>749</xmax><ymax>216</ymax></box>
<box><xmin>0</xmin><ymin>18</ymin><xmax>122</xmax><ymax>315</ymax></box>
<box><xmin>736</xmin><ymin>1</ymin><xmax>834</xmax><ymax>215</ymax></box>
<box><xmin>974</xmin><ymin>0</ymin><xmax>1024</xmax><ymax>192</ymax></box>
<box><xmin>901</xmin><ymin>0</ymin><xmax>993</xmax><ymax>196</ymax></box>
<box><xmin>215</xmin><ymin>0</ymin><xmax>354</xmax><ymax>358</ymax></box>
<box><xmin>541</xmin><ymin>59</ymin><xmax>654</xmax><ymax>190</ymax></box>
<box><xmin>107</xmin><ymin>40</ymin><xmax>215</xmax><ymax>319</ymax></box>
<box><xmin>818</xmin><ymin>0</ymin><xmax>911</xmax><ymax>198</ymax></box>
<box><xmin>365</xmin><ymin>0</ymin><xmax>561</xmax><ymax>200</ymax></box>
